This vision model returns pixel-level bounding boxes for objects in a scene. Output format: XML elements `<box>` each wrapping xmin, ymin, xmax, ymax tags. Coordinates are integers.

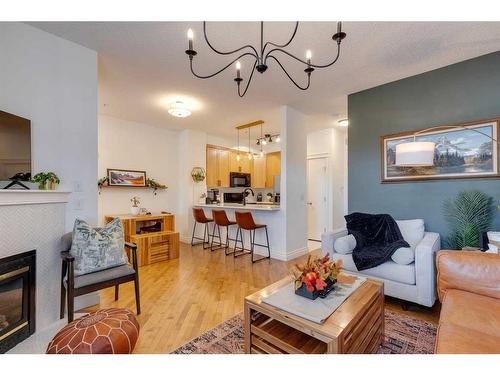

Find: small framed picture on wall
<box><xmin>107</xmin><ymin>169</ymin><xmax>147</xmax><ymax>187</ymax></box>
<box><xmin>381</xmin><ymin>118</ymin><xmax>500</xmax><ymax>183</ymax></box>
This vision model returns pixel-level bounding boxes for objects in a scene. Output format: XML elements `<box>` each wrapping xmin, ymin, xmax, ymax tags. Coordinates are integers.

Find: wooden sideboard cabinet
<box><xmin>104</xmin><ymin>213</ymin><xmax>179</xmax><ymax>267</ymax></box>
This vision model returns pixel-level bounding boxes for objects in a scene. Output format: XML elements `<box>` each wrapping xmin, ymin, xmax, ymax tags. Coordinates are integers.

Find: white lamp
<box><xmin>395</xmin><ymin>141</ymin><xmax>435</xmax><ymax>167</ymax></box>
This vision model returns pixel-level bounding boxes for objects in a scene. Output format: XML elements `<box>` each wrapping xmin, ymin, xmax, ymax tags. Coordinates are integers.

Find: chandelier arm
<box><xmin>265</xmin><ymin>42</ymin><xmax>341</xmax><ymax>69</ymax></box>
<box><xmin>189</xmin><ymin>52</ymin><xmax>256</xmax><ymax>79</ymax></box>
<box><xmin>203</xmin><ymin>22</ymin><xmax>259</xmax><ymax>58</ymax></box>
<box><xmin>238</xmin><ymin>59</ymin><xmax>258</xmax><ymax>97</ymax></box>
<box><xmin>267</xmin><ymin>55</ymin><xmax>311</xmax><ymax>91</ymax></box>
<box><xmin>262</xmin><ymin>22</ymin><xmax>299</xmax><ymax>55</ymax></box>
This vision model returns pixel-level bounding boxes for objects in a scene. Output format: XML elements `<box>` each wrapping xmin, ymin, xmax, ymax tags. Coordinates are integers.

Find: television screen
<box><xmin>0</xmin><ymin>111</ymin><xmax>31</xmax><ymax>181</ymax></box>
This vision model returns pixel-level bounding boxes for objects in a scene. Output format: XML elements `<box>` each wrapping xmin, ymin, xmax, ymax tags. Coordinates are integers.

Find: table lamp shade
<box><xmin>395</xmin><ymin>141</ymin><xmax>435</xmax><ymax>167</ymax></box>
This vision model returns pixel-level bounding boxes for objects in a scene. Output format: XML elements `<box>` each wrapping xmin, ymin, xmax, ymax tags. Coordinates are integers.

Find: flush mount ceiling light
<box><xmin>338</xmin><ymin>119</ymin><xmax>349</xmax><ymax>127</ymax></box>
<box><xmin>185</xmin><ymin>22</ymin><xmax>347</xmax><ymax>97</ymax></box>
<box><xmin>168</xmin><ymin>101</ymin><xmax>191</xmax><ymax>118</ymax></box>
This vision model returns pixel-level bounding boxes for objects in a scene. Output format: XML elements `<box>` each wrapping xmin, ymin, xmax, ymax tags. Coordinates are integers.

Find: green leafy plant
<box><xmin>146</xmin><ymin>178</ymin><xmax>167</xmax><ymax>195</ymax></box>
<box><xmin>191</xmin><ymin>167</ymin><xmax>205</xmax><ymax>183</ymax></box>
<box><xmin>31</xmin><ymin>172</ymin><xmax>60</xmax><ymax>190</ymax></box>
<box><xmin>443</xmin><ymin>190</ymin><xmax>493</xmax><ymax>249</ymax></box>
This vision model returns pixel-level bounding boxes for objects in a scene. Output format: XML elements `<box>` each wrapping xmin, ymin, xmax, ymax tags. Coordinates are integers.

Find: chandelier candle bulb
<box><xmin>187</xmin><ymin>28</ymin><xmax>194</xmax><ymax>50</ymax></box>
<box><xmin>306</xmin><ymin>50</ymin><xmax>312</xmax><ymax>65</ymax></box>
<box><xmin>236</xmin><ymin>61</ymin><xmax>241</xmax><ymax>79</ymax></box>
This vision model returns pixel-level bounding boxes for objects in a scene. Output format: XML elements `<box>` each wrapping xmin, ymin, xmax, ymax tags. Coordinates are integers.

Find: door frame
<box><xmin>306</xmin><ymin>153</ymin><xmax>332</xmax><ymax>240</ymax></box>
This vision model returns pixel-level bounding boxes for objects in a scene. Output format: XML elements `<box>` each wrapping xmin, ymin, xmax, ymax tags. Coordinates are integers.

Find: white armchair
<box><xmin>321</xmin><ymin>221</ymin><xmax>440</xmax><ymax>307</ymax></box>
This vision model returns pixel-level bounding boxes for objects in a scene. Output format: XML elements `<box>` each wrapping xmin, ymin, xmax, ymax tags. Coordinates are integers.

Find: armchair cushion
<box><xmin>70</xmin><ymin>218</ymin><xmax>128</xmax><ymax>276</ymax></box>
<box><xmin>334</xmin><ymin>234</ymin><xmax>356</xmax><ymax>254</ymax></box>
<box><xmin>396</xmin><ymin>219</ymin><xmax>425</xmax><ymax>248</ymax></box>
<box><xmin>73</xmin><ymin>264</ymin><xmax>135</xmax><ymax>289</ymax></box>
<box><xmin>391</xmin><ymin>247</ymin><xmax>415</xmax><ymax>265</ymax></box>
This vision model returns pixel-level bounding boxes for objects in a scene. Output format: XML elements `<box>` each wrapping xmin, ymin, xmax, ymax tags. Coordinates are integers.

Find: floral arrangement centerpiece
<box><xmin>292</xmin><ymin>254</ymin><xmax>342</xmax><ymax>300</ymax></box>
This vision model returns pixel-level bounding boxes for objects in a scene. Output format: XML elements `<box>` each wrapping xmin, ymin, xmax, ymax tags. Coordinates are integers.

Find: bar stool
<box><xmin>234</xmin><ymin>211</ymin><xmax>271</xmax><ymax>263</ymax></box>
<box><xmin>191</xmin><ymin>207</ymin><xmax>213</xmax><ymax>249</ymax></box>
<box><xmin>210</xmin><ymin>210</ymin><xmax>238</xmax><ymax>254</ymax></box>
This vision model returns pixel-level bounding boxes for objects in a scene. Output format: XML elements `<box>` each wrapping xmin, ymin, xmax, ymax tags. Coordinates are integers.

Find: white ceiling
<box><xmin>28</xmin><ymin>21</ymin><xmax>500</xmax><ymax>139</ymax></box>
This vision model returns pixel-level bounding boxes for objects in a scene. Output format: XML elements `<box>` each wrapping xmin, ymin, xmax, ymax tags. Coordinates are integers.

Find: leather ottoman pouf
<box><xmin>46</xmin><ymin>308</ymin><xmax>140</xmax><ymax>354</ymax></box>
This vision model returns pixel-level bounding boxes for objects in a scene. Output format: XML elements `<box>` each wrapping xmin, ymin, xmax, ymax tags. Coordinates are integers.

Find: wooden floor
<box><xmin>82</xmin><ymin>242</ymin><xmax>440</xmax><ymax>354</ymax></box>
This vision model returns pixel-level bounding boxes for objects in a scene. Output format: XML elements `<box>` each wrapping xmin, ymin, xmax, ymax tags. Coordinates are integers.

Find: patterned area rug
<box><xmin>172</xmin><ymin>310</ymin><xmax>437</xmax><ymax>354</ymax></box>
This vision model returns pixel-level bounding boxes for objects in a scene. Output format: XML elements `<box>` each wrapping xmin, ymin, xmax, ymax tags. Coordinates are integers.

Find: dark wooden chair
<box><xmin>60</xmin><ymin>232</ymin><xmax>141</xmax><ymax>323</ymax></box>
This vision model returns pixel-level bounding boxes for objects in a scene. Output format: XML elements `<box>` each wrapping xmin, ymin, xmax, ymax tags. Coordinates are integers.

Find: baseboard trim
<box><xmin>285</xmin><ymin>246</ymin><xmax>308</xmax><ymax>261</ymax></box>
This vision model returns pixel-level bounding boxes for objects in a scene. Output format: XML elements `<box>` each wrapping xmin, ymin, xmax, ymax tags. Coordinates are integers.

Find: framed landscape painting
<box><xmin>381</xmin><ymin>119</ymin><xmax>500</xmax><ymax>183</ymax></box>
<box><xmin>107</xmin><ymin>169</ymin><xmax>147</xmax><ymax>187</ymax></box>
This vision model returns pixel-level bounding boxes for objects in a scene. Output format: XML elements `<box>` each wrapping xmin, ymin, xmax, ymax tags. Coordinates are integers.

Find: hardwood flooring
<box><xmin>82</xmin><ymin>242</ymin><xmax>440</xmax><ymax>354</ymax></box>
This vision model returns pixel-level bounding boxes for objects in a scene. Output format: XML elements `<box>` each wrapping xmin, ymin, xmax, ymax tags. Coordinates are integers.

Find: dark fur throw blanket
<box><xmin>345</xmin><ymin>212</ymin><xmax>409</xmax><ymax>271</ymax></box>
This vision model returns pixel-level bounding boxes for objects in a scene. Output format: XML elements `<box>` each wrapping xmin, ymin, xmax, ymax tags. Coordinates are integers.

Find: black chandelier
<box><xmin>185</xmin><ymin>22</ymin><xmax>346</xmax><ymax>97</ymax></box>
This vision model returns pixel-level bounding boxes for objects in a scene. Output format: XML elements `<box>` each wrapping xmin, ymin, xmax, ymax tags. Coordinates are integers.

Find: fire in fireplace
<box><xmin>0</xmin><ymin>250</ymin><xmax>36</xmax><ymax>353</ymax></box>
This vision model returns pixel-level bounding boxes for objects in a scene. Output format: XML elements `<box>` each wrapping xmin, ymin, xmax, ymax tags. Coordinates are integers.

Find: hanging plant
<box><xmin>146</xmin><ymin>178</ymin><xmax>167</xmax><ymax>195</ymax></box>
<box><xmin>443</xmin><ymin>190</ymin><xmax>494</xmax><ymax>249</ymax></box>
<box><xmin>191</xmin><ymin>167</ymin><xmax>206</xmax><ymax>182</ymax></box>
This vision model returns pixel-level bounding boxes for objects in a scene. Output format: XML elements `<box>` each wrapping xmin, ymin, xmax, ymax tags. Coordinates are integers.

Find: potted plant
<box><xmin>130</xmin><ymin>196</ymin><xmax>141</xmax><ymax>215</ymax></box>
<box><xmin>443</xmin><ymin>190</ymin><xmax>493</xmax><ymax>249</ymax></box>
<box><xmin>31</xmin><ymin>172</ymin><xmax>60</xmax><ymax>190</ymax></box>
<box><xmin>292</xmin><ymin>254</ymin><xmax>342</xmax><ymax>300</ymax></box>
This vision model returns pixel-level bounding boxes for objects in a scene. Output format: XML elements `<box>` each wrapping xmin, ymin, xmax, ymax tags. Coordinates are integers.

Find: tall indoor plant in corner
<box><xmin>443</xmin><ymin>189</ymin><xmax>493</xmax><ymax>249</ymax></box>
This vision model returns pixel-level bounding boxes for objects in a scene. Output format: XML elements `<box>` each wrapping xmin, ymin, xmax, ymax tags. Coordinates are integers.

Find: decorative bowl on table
<box><xmin>293</xmin><ymin>254</ymin><xmax>342</xmax><ymax>300</ymax></box>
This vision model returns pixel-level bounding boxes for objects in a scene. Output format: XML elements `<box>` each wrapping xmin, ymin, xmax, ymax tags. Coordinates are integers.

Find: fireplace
<box><xmin>0</xmin><ymin>250</ymin><xmax>36</xmax><ymax>353</ymax></box>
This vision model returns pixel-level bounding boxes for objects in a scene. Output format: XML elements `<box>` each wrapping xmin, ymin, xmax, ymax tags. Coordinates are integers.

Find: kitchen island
<box><xmin>193</xmin><ymin>203</ymin><xmax>285</xmax><ymax>260</ymax></box>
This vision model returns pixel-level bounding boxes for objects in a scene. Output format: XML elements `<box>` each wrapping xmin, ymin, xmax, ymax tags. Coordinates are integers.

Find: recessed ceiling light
<box><xmin>168</xmin><ymin>101</ymin><xmax>191</xmax><ymax>118</ymax></box>
<box><xmin>338</xmin><ymin>118</ymin><xmax>349</xmax><ymax>127</ymax></box>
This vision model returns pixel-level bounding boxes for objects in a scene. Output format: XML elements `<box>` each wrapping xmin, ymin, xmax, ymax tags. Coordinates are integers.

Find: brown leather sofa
<box><xmin>435</xmin><ymin>250</ymin><xmax>500</xmax><ymax>353</ymax></box>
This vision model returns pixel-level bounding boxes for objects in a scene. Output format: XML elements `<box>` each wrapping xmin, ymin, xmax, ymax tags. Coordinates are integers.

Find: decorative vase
<box><xmin>295</xmin><ymin>279</ymin><xmax>336</xmax><ymax>300</ymax></box>
<box><xmin>130</xmin><ymin>206</ymin><xmax>141</xmax><ymax>215</ymax></box>
<box><xmin>47</xmin><ymin>181</ymin><xmax>59</xmax><ymax>190</ymax></box>
<box><xmin>38</xmin><ymin>182</ymin><xmax>47</xmax><ymax>190</ymax></box>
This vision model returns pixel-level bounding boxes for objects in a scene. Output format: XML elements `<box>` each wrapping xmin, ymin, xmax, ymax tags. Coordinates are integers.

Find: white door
<box><xmin>307</xmin><ymin>157</ymin><xmax>328</xmax><ymax>241</ymax></box>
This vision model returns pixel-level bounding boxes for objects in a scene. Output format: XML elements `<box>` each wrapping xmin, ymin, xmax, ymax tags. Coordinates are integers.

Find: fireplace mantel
<box><xmin>0</xmin><ymin>190</ymin><xmax>71</xmax><ymax>206</ymax></box>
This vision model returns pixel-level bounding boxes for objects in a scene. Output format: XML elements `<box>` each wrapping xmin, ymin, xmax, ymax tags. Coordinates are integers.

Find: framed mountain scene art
<box><xmin>107</xmin><ymin>169</ymin><xmax>147</xmax><ymax>187</ymax></box>
<box><xmin>381</xmin><ymin>119</ymin><xmax>500</xmax><ymax>183</ymax></box>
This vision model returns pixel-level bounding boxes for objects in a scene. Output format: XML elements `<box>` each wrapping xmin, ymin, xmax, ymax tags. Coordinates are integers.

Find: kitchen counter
<box><xmin>194</xmin><ymin>203</ymin><xmax>280</xmax><ymax>211</ymax></box>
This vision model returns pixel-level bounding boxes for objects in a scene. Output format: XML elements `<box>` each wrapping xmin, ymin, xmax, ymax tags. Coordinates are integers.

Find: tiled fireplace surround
<box><xmin>0</xmin><ymin>191</ymin><xmax>94</xmax><ymax>353</ymax></box>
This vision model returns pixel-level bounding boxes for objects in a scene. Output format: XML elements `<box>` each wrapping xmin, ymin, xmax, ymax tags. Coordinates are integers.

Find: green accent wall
<box><xmin>348</xmin><ymin>51</ymin><xmax>500</xmax><ymax>242</ymax></box>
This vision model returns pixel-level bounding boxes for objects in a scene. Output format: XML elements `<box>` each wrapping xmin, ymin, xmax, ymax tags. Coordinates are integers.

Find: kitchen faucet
<box><xmin>242</xmin><ymin>188</ymin><xmax>254</xmax><ymax>206</ymax></box>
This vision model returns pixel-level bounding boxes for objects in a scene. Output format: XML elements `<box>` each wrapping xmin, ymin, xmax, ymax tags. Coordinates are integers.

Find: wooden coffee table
<box><xmin>244</xmin><ymin>276</ymin><xmax>384</xmax><ymax>354</ymax></box>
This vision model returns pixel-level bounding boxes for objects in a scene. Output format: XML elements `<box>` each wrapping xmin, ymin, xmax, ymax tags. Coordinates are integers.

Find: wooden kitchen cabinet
<box><xmin>265</xmin><ymin>151</ymin><xmax>281</xmax><ymax>188</ymax></box>
<box><xmin>252</xmin><ymin>156</ymin><xmax>266</xmax><ymax>188</ymax></box>
<box><xmin>229</xmin><ymin>150</ymin><xmax>253</xmax><ymax>174</ymax></box>
<box><xmin>206</xmin><ymin>145</ymin><xmax>230</xmax><ymax>187</ymax></box>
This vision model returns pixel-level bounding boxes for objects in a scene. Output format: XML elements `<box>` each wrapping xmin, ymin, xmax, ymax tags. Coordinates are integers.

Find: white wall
<box><xmin>307</xmin><ymin>127</ymin><xmax>348</xmax><ymax>230</ymax></box>
<box><xmin>178</xmin><ymin>129</ymin><xmax>207</xmax><ymax>242</ymax></box>
<box><xmin>0</xmin><ymin>23</ymin><xmax>98</xmax><ymax>231</ymax></box>
<box><xmin>98</xmin><ymin>115</ymin><xmax>180</xmax><ymax>224</ymax></box>
<box><xmin>280</xmin><ymin>106</ymin><xmax>308</xmax><ymax>260</ymax></box>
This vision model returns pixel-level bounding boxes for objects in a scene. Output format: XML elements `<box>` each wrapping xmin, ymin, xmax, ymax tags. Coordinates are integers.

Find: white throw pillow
<box><xmin>334</xmin><ymin>234</ymin><xmax>356</xmax><ymax>254</ymax></box>
<box><xmin>391</xmin><ymin>247</ymin><xmax>415</xmax><ymax>265</ymax></box>
<box><xmin>396</xmin><ymin>219</ymin><xmax>425</xmax><ymax>248</ymax></box>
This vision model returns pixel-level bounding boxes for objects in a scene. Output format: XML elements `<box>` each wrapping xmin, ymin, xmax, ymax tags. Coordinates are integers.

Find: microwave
<box><xmin>230</xmin><ymin>172</ymin><xmax>251</xmax><ymax>187</ymax></box>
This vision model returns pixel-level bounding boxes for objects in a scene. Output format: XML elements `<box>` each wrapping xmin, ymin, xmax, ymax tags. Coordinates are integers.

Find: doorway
<box><xmin>307</xmin><ymin>156</ymin><xmax>329</xmax><ymax>242</ymax></box>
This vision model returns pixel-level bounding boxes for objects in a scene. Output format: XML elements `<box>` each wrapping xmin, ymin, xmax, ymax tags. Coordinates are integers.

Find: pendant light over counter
<box><xmin>235</xmin><ymin>120</ymin><xmax>280</xmax><ymax>159</ymax></box>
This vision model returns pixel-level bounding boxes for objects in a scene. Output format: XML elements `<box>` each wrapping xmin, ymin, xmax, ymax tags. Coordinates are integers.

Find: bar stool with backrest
<box><xmin>191</xmin><ymin>207</ymin><xmax>214</xmax><ymax>249</ymax></box>
<box><xmin>210</xmin><ymin>209</ymin><xmax>238</xmax><ymax>253</ymax></box>
<box><xmin>234</xmin><ymin>211</ymin><xmax>271</xmax><ymax>263</ymax></box>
